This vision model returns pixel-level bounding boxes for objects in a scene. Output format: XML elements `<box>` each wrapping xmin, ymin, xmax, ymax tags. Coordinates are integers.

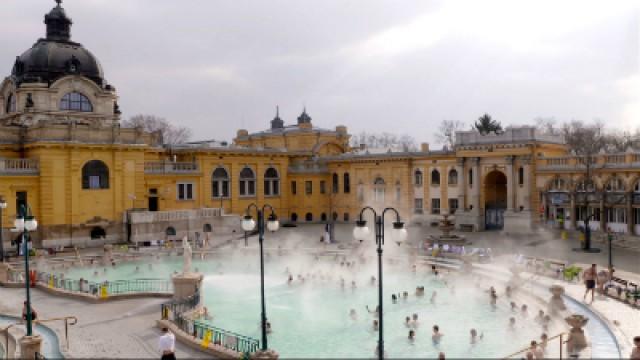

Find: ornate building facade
<box><xmin>0</xmin><ymin>2</ymin><xmax>639</xmax><ymax>249</ymax></box>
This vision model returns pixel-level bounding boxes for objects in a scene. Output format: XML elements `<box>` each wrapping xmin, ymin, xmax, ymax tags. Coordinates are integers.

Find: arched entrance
<box><xmin>484</xmin><ymin>170</ymin><xmax>507</xmax><ymax>230</ymax></box>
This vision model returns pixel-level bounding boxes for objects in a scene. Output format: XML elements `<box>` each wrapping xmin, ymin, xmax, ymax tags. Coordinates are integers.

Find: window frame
<box><xmin>263</xmin><ymin>167</ymin><xmax>280</xmax><ymax>197</ymax></box>
<box><xmin>60</xmin><ymin>92</ymin><xmax>93</xmax><ymax>112</ymax></box>
<box><xmin>82</xmin><ymin>160</ymin><xmax>110</xmax><ymax>190</ymax></box>
<box><xmin>431</xmin><ymin>169</ymin><xmax>441</xmax><ymax>186</ymax></box>
<box><xmin>212</xmin><ymin>167</ymin><xmax>230</xmax><ymax>199</ymax></box>
<box><xmin>239</xmin><ymin>167</ymin><xmax>256</xmax><ymax>197</ymax></box>
<box><xmin>177</xmin><ymin>182</ymin><xmax>195</xmax><ymax>201</ymax></box>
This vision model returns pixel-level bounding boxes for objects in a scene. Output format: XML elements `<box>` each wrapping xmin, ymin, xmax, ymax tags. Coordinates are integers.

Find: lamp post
<box><xmin>353</xmin><ymin>206</ymin><xmax>408</xmax><ymax>360</ymax></box>
<box><xmin>0</xmin><ymin>197</ymin><xmax>6</xmax><ymax>262</ymax></box>
<box><xmin>240</xmin><ymin>203</ymin><xmax>279</xmax><ymax>352</ymax></box>
<box><xmin>15</xmin><ymin>204</ymin><xmax>38</xmax><ymax>336</ymax></box>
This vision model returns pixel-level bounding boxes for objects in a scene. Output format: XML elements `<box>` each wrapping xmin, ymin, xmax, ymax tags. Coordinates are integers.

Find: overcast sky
<box><xmin>2</xmin><ymin>0</ymin><xmax>638</xmax><ymax>145</ymax></box>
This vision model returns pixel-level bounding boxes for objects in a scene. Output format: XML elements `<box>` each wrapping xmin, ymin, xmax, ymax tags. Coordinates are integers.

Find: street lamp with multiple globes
<box><xmin>240</xmin><ymin>203</ymin><xmax>279</xmax><ymax>352</ymax></box>
<box><xmin>353</xmin><ymin>206</ymin><xmax>408</xmax><ymax>360</ymax></box>
<box><xmin>15</xmin><ymin>204</ymin><xmax>38</xmax><ymax>336</ymax></box>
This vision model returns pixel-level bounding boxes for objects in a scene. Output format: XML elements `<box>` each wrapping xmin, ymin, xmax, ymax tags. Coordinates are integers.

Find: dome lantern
<box><xmin>45</xmin><ymin>0</ymin><xmax>73</xmax><ymax>42</ymax></box>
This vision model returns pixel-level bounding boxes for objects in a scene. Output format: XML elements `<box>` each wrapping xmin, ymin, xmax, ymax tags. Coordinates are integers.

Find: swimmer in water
<box><xmin>370</xmin><ymin>276</ymin><xmax>376</xmax><ymax>285</ymax></box>
<box><xmin>372</xmin><ymin>319</ymin><xmax>379</xmax><ymax>331</ymax></box>
<box><xmin>135</xmin><ymin>266</ymin><xmax>140</xmax><ymax>273</ymax></box>
<box><xmin>266</xmin><ymin>321</ymin><xmax>272</xmax><ymax>334</ymax></box>
<box><xmin>403</xmin><ymin>291</ymin><xmax>409</xmax><ymax>300</ymax></box>
<box><xmin>412</xmin><ymin>313</ymin><xmax>419</xmax><ymax>327</ymax></box>
<box><xmin>509</xmin><ymin>317</ymin><xmax>516</xmax><ymax>329</ymax></box>
<box><xmin>490</xmin><ymin>287</ymin><xmax>497</xmax><ymax>306</ymax></box>
<box><xmin>103</xmin><ymin>268</ymin><xmax>108</xmax><ymax>274</ymax></box>
<box><xmin>412</xmin><ymin>264</ymin><xmax>417</xmax><ymax>273</ymax></box>
<box><xmin>349</xmin><ymin>309</ymin><xmax>357</xmax><ymax>320</ymax></box>
<box><xmin>432</xmin><ymin>325</ymin><xmax>443</xmax><ymax>344</ymax></box>
<box><xmin>430</xmin><ymin>291</ymin><xmax>437</xmax><ymax>304</ymax></box>
<box><xmin>505</xmin><ymin>285</ymin><xmax>512</xmax><ymax>297</ymax></box>
<box><xmin>408</xmin><ymin>329</ymin><xmax>416</xmax><ymax>341</ymax></box>
<box><xmin>366</xmin><ymin>305</ymin><xmax>380</xmax><ymax>318</ymax></box>
<box><xmin>93</xmin><ymin>271</ymin><xmax>99</xmax><ymax>277</ymax></box>
<box><xmin>534</xmin><ymin>310</ymin><xmax>544</xmax><ymax>324</ymax></box>
<box><xmin>510</xmin><ymin>301</ymin><xmax>518</xmax><ymax>312</ymax></box>
<box><xmin>470</xmin><ymin>328</ymin><xmax>483</xmax><ymax>344</ymax></box>
<box><xmin>288</xmin><ymin>275</ymin><xmax>293</xmax><ymax>285</ymax></box>
<box><xmin>405</xmin><ymin>316</ymin><xmax>412</xmax><ymax>328</ymax></box>
<box><xmin>351</xmin><ymin>280</ymin><xmax>357</xmax><ymax>289</ymax></box>
<box><xmin>391</xmin><ymin>294</ymin><xmax>398</xmax><ymax>304</ymax></box>
<box><xmin>520</xmin><ymin>304</ymin><xmax>528</xmax><ymax>317</ymax></box>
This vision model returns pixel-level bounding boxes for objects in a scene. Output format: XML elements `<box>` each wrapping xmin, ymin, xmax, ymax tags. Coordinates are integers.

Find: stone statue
<box><xmin>565</xmin><ymin>314</ymin><xmax>589</xmax><ymax>354</ymax></box>
<box><xmin>548</xmin><ymin>285</ymin><xmax>567</xmax><ymax>315</ymax></box>
<box><xmin>182</xmin><ymin>236</ymin><xmax>192</xmax><ymax>275</ymax></box>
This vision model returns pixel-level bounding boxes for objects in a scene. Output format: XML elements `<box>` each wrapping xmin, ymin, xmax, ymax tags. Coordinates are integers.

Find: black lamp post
<box><xmin>0</xmin><ymin>197</ymin><xmax>6</xmax><ymax>262</ymax></box>
<box><xmin>15</xmin><ymin>204</ymin><xmax>38</xmax><ymax>336</ymax></box>
<box><xmin>353</xmin><ymin>206</ymin><xmax>407</xmax><ymax>360</ymax></box>
<box><xmin>241</xmin><ymin>203</ymin><xmax>279</xmax><ymax>351</ymax></box>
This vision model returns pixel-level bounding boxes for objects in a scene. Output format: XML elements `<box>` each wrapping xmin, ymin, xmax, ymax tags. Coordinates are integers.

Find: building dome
<box><xmin>11</xmin><ymin>1</ymin><xmax>105</xmax><ymax>87</ymax></box>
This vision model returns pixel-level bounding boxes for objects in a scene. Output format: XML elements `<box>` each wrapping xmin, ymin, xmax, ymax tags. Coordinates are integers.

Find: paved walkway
<box><xmin>0</xmin><ymin>287</ymin><xmax>208</xmax><ymax>359</ymax></box>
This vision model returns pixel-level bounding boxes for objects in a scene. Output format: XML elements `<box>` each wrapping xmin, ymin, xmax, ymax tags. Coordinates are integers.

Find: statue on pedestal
<box><xmin>548</xmin><ymin>285</ymin><xmax>567</xmax><ymax>315</ymax></box>
<box><xmin>565</xmin><ymin>314</ymin><xmax>589</xmax><ymax>354</ymax></box>
<box><xmin>182</xmin><ymin>236</ymin><xmax>192</xmax><ymax>275</ymax></box>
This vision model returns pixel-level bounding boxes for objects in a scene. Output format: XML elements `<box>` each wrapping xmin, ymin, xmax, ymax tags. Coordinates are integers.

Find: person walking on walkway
<box><xmin>158</xmin><ymin>327</ymin><xmax>176</xmax><ymax>360</ymax></box>
<box><xmin>583</xmin><ymin>264</ymin><xmax>597</xmax><ymax>304</ymax></box>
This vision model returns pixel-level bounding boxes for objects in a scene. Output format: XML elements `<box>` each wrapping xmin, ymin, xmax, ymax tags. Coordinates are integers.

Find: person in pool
<box><xmin>370</xmin><ymin>276</ymin><xmax>376</xmax><ymax>285</ymax></box>
<box><xmin>509</xmin><ymin>317</ymin><xmax>516</xmax><ymax>329</ymax></box>
<box><xmin>432</xmin><ymin>325</ymin><xmax>443</xmax><ymax>343</ymax></box>
<box><xmin>430</xmin><ymin>291</ymin><xmax>437</xmax><ymax>304</ymax></box>
<box><xmin>505</xmin><ymin>285</ymin><xmax>512</xmax><ymax>297</ymax></box>
<box><xmin>366</xmin><ymin>305</ymin><xmax>380</xmax><ymax>318</ymax></box>
<box><xmin>534</xmin><ymin>310</ymin><xmax>545</xmax><ymax>324</ymax></box>
<box><xmin>287</xmin><ymin>274</ymin><xmax>293</xmax><ymax>285</ymax></box>
<box><xmin>405</xmin><ymin>316</ymin><xmax>412</xmax><ymax>328</ymax></box>
<box><xmin>510</xmin><ymin>301</ymin><xmax>518</xmax><ymax>312</ymax></box>
<box><xmin>470</xmin><ymin>328</ymin><xmax>483</xmax><ymax>344</ymax></box>
<box><xmin>408</xmin><ymin>329</ymin><xmax>416</xmax><ymax>341</ymax></box>
<box><xmin>521</xmin><ymin>304</ymin><xmax>528</xmax><ymax>317</ymax></box>
<box><xmin>372</xmin><ymin>319</ymin><xmax>379</xmax><ymax>331</ymax></box>
<box><xmin>391</xmin><ymin>294</ymin><xmax>398</xmax><ymax>304</ymax></box>
<box><xmin>349</xmin><ymin>309</ymin><xmax>357</xmax><ymax>320</ymax></box>
<box><xmin>351</xmin><ymin>280</ymin><xmax>357</xmax><ymax>289</ymax></box>
<box><xmin>412</xmin><ymin>313</ymin><xmax>419</xmax><ymax>327</ymax></box>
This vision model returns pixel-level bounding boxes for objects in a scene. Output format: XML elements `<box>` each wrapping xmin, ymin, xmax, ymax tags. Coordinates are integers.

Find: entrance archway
<box><xmin>484</xmin><ymin>170</ymin><xmax>507</xmax><ymax>229</ymax></box>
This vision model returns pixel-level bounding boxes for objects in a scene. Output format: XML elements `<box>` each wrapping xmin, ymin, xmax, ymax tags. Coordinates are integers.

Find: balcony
<box><xmin>0</xmin><ymin>158</ymin><xmax>39</xmax><ymax>175</ymax></box>
<box><xmin>144</xmin><ymin>161</ymin><xmax>199</xmax><ymax>174</ymax></box>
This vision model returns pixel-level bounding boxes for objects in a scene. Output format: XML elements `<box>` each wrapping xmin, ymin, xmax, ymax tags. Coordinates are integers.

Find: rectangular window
<box><xmin>518</xmin><ymin>167</ymin><xmax>524</xmax><ymax>186</ymax></box>
<box><xmin>320</xmin><ymin>180</ymin><xmax>326</xmax><ymax>194</ymax></box>
<box><xmin>469</xmin><ymin>169</ymin><xmax>473</xmax><ymax>187</ymax></box>
<box><xmin>89</xmin><ymin>176</ymin><xmax>101</xmax><ymax>189</ymax></box>
<box><xmin>448</xmin><ymin>198</ymin><xmax>459</xmax><ymax>212</ymax></box>
<box><xmin>606</xmin><ymin>208</ymin><xmax>627</xmax><ymax>223</ymax></box>
<box><xmin>177</xmin><ymin>183</ymin><xmax>194</xmax><ymax>200</ymax></box>
<box><xmin>291</xmin><ymin>181</ymin><xmax>297</xmax><ymax>195</ymax></box>
<box><xmin>305</xmin><ymin>181</ymin><xmax>313</xmax><ymax>195</ymax></box>
<box><xmin>634</xmin><ymin>208</ymin><xmax>640</xmax><ymax>225</ymax></box>
<box><xmin>431</xmin><ymin>198</ymin><xmax>440</xmax><ymax>214</ymax></box>
<box><xmin>343</xmin><ymin>173</ymin><xmax>351</xmax><ymax>193</ymax></box>
<box><xmin>414</xmin><ymin>198</ymin><xmax>423</xmax><ymax>214</ymax></box>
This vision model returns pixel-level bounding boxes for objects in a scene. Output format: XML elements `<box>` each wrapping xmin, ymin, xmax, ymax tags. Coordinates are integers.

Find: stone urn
<box><xmin>548</xmin><ymin>285</ymin><xmax>567</xmax><ymax>315</ymax></box>
<box><xmin>565</xmin><ymin>314</ymin><xmax>589</xmax><ymax>354</ymax></box>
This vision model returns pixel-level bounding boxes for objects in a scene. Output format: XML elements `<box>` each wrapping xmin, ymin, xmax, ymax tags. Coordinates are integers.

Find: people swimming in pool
<box><xmin>391</xmin><ymin>294</ymin><xmax>398</xmax><ymax>304</ymax></box>
<box><xmin>349</xmin><ymin>309</ymin><xmax>357</xmax><ymax>320</ymax></box>
<box><xmin>470</xmin><ymin>328</ymin><xmax>483</xmax><ymax>344</ymax></box>
<box><xmin>408</xmin><ymin>329</ymin><xmax>416</xmax><ymax>341</ymax></box>
<box><xmin>430</xmin><ymin>291</ymin><xmax>437</xmax><ymax>304</ymax></box>
<box><xmin>366</xmin><ymin>305</ymin><xmax>380</xmax><ymax>318</ymax></box>
<box><xmin>432</xmin><ymin>325</ymin><xmax>443</xmax><ymax>344</ymax></box>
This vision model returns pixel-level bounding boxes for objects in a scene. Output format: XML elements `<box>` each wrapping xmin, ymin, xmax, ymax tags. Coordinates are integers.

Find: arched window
<box><xmin>343</xmin><ymin>212</ymin><xmax>350</xmax><ymax>221</ymax></box>
<box><xmin>305</xmin><ymin>212</ymin><xmax>313</xmax><ymax>222</ymax></box>
<box><xmin>414</xmin><ymin>170</ymin><xmax>423</xmax><ymax>186</ymax></box>
<box><xmin>576</xmin><ymin>179</ymin><xmax>595</xmax><ymax>192</ymax></box>
<box><xmin>321</xmin><ymin>213</ymin><xmax>327</xmax><ymax>221</ymax></box>
<box><xmin>212</xmin><ymin>167</ymin><xmax>229</xmax><ymax>198</ymax></box>
<box><xmin>5</xmin><ymin>93</ymin><xmax>16</xmax><ymax>114</ymax></box>
<box><xmin>165</xmin><ymin>227</ymin><xmax>177</xmax><ymax>236</ymax></box>
<box><xmin>60</xmin><ymin>92</ymin><xmax>93</xmax><ymax>112</ymax></box>
<box><xmin>431</xmin><ymin>169</ymin><xmax>440</xmax><ymax>186</ymax></box>
<box><xmin>518</xmin><ymin>167</ymin><xmax>524</xmax><ymax>186</ymax></box>
<box><xmin>605</xmin><ymin>177</ymin><xmax>625</xmax><ymax>192</ymax></box>
<box><xmin>343</xmin><ymin>173</ymin><xmax>351</xmax><ymax>193</ymax></box>
<box><xmin>332</xmin><ymin>212</ymin><xmax>338</xmax><ymax>221</ymax></box>
<box><xmin>82</xmin><ymin>160</ymin><xmax>109</xmax><ymax>189</ymax></box>
<box><xmin>291</xmin><ymin>213</ymin><xmax>298</xmax><ymax>222</ymax></box>
<box><xmin>90</xmin><ymin>227</ymin><xmax>106</xmax><ymax>240</ymax></box>
<box><xmin>239</xmin><ymin>167</ymin><xmax>256</xmax><ymax>196</ymax></box>
<box><xmin>264</xmin><ymin>167</ymin><xmax>280</xmax><ymax>196</ymax></box>
<box><xmin>203</xmin><ymin>224</ymin><xmax>212</xmax><ymax>232</ymax></box>
<box><xmin>373</xmin><ymin>177</ymin><xmax>385</xmax><ymax>202</ymax></box>
<box><xmin>550</xmin><ymin>177</ymin><xmax>566</xmax><ymax>191</ymax></box>
<box><xmin>448</xmin><ymin>169</ymin><xmax>458</xmax><ymax>185</ymax></box>
<box><xmin>332</xmin><ymin>173</ymin><xmax>339</xmax><ymax>193</ymax></box>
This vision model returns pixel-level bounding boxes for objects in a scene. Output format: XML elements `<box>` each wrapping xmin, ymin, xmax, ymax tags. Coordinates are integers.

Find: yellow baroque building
<box><xmin>1</xmin><ymin>2</ymin><xmax>639</xmax><ymax>250</ymax></box>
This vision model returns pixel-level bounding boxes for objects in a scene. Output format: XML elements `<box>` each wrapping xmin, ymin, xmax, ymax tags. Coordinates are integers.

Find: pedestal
<box><xmin>251</xmin><ymin>349</ymin><xmax>280</xmax><ymax>360</ymax></box>
<box><xmin>502</xmin><ymin>210</ymin><xmax>533</xmax><ymax>234</ymax></box>
<box><xmin>19</xmin><ymin>335</ymin><xmax>42</xmax><ymax>359</ymax></box>
<box><xmin>172</xmin><ymin>272</ymin><xmax>203</xmax><ymax>301</ymax></box>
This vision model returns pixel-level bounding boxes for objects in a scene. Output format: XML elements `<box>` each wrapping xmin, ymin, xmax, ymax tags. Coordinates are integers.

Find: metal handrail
<box><xmin>503</xmin><ymin>332</ymin><xmax>567</xmax><ymax>359</ymax></box>
<box><xmin>34</xmin><ymin>316</ymin><xmax>77</xmax><ymax>350</ymax></box>
<box><xmin>1</xmin><ymin>323</ymin><xmax>16</xmax><ymax>360</ymax></box>
<box><xmin>34</xmin><ymin>271</ymin><xmax>171</xmax><ymax>297</ymax></box>
<box><xmin>160</xmin><ymin>291</ymin><xmax>260</xmax><ymax>355</ymax></box>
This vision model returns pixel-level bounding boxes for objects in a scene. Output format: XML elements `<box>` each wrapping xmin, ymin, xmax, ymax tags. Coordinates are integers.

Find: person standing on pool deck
<box><xmin>583</xmin><ymin>264</ymin><xmax>597</xmax><ymax>303</ymax></box>
<box><xmin>158</xmin><ymin>327</ymin><xmax>176</xmax><ymax>360</ymax></box>
<box><xmin>631</xmin><ymin>336</ymin><xmax>640</xmax><ymax>359</ymax></box>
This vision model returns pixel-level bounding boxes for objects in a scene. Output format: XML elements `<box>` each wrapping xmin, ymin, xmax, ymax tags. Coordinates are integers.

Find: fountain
<box><xmin>428</xmin><ymin>213</ymin><xmax>468</xmax><ymax>246</ymax></box>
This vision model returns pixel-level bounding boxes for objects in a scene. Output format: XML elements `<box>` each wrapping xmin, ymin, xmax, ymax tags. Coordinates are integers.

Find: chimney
<box><xmin>420</xmin><ymin>143</ymin><xmax>429</xmax><ymax>152</ymax></box>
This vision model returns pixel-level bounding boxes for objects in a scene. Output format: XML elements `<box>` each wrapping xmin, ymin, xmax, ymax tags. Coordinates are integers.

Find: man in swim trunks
<box><xmin>583</xmin><ymin>263</ymin><xmax>597</xmax><ymax>304</ymax></box>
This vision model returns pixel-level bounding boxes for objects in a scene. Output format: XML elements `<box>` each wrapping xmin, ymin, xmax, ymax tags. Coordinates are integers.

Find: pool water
<box><xmin>65</xmin><ymin>251</ymin><xmax>547</xmax><ymax>358</ymax></box>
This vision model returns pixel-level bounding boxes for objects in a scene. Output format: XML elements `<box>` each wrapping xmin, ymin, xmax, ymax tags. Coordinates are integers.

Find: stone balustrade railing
<box><xmin>129</xmin><ymin>207</ymin><xmax>223</xmax><ymax>224</ymax></box>
<box><xmin>144</xmin><ymin>161</ymin><xmax>199</xmax><ymax>174</ymax></box>
<box><xmin>0</xmin><ymin>158</ymin><xmax>39</xmax><ymax>175</ymax></box>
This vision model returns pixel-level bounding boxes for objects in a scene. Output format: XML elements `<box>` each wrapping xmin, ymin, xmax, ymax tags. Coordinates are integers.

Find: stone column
<box><xmin>521</xmin><ymin>157</ymin><xmax>532</xmax><ymax>211</ymax></box>
<box><xmin>627</xmin><ymin>192</ymin><xmax>633</xmax><ymax>235</ymax></box>
<box><xmin>440</xmin><ymin>165</ymin><xmax>448</xmax><ymax>215</ymax></box>
<box><xmin>457</xmin><ymin>158</ymin><xmax>466</xmax><ymax>211</ymax></box>
<box><xmin>570</xmin><ymin>192</ymin><xmax>577</xmax><ymax>230</ymax></box>
<box><xmin>19</xmin><ymin>335</ymin><xmax>42</xmax><ymax>360</ymax></box>
<box><xmin>505</xmin><ymin>156</ymin><xmax>515</xmax><ymax>211</ymax></box>
<box><xmin>470</xmin><ymin>157</ymin><xmax>480</xmax><ymax>213</ymax></box>
<box><xmin>599</xmin><ymin>196</ymin><xmax>606</xmax><ymax>231</ymax></box>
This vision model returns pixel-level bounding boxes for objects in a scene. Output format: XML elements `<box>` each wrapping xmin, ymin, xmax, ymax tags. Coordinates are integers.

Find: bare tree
<box><xmin>122</xmin><ymin>114</ymin><xmax>192</xmax><ymax>145</ymax></box>
<box><xmin>350</xmin><ymin>131</ymin><xmax>417</xmax><ymax>151</ymax></box>
<box><xmin>435</xmin><ymin>119</ymin><xmax>466</xmax><ymax>150</ymax></box>
<box><xmin>534</xmin><ymin>117</ymin><xmax>559</xmax><ymax>135</ymax></box>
